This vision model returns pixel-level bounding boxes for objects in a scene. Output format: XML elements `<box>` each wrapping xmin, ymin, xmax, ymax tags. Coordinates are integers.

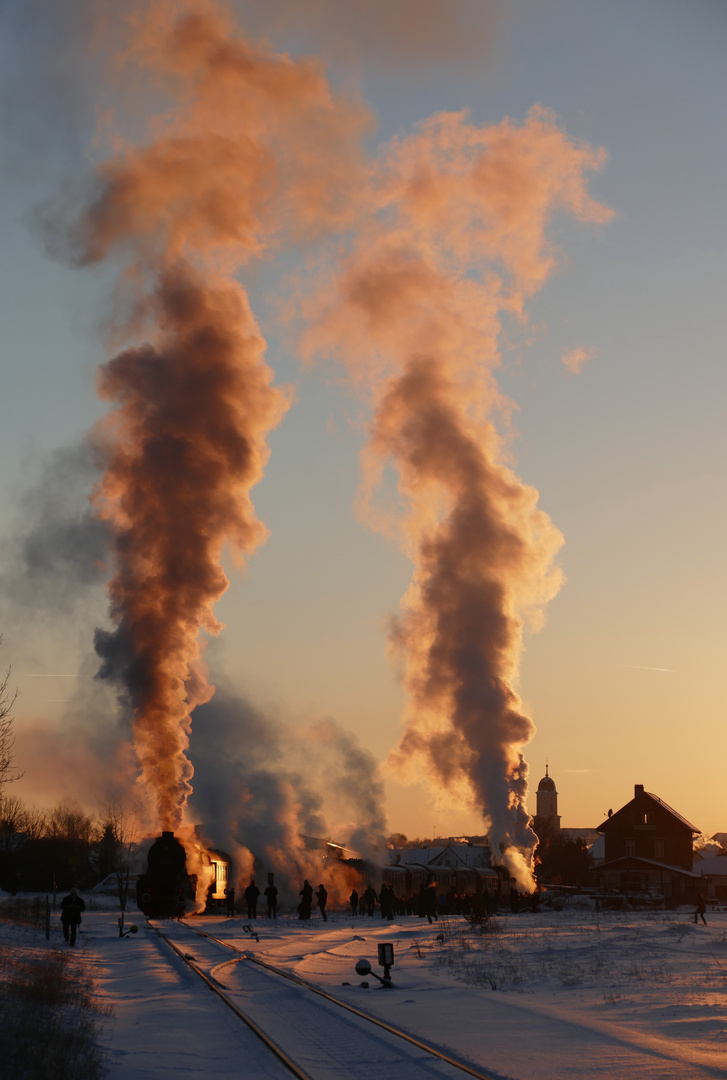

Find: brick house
<box><xmin>596</xmin><ymin>784</ymin><xmax>701</xmax><ymax>902</ymax></box>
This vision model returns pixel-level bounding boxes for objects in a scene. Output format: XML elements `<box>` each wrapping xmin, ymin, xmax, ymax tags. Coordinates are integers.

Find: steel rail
<box><xmin>146</xmin><ymin>921</ymin><xmax>314</xmax><ymax>1080</ymax></box>
<box><xmin>183</xmin><ymin>922</ymin><xmax>505</xmax><ymax>1080</ymax></box>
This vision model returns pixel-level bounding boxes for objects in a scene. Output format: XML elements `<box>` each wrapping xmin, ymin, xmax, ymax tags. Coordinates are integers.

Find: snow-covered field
<box><xmin>3</xmin><ymin>897</ymin><xmax>726</xmax><ymax>1079</ymax></box>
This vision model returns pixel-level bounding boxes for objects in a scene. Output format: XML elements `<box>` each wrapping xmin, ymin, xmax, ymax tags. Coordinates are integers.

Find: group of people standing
<box><xmin>297</xmin><ymin>880</ymin><xmax>327</xmax><ymax>920</ymax></box>
<box><xmin>227</xmin><ymin>877</ymin><xmax>509</xmax><ymax>923</ymax></box>
<box><xmin>224</xmin><ymin>880</ymin><xmax>715</xmax><ymax>926</ymax></box>
<box><xmin>348</xmin><ymin>882</ymin><xmax>442</xmax><ymax>922</ymax></box>
<box><xmin>234</xmin><ymin>878</ymin><xmax>495</xmax><ymax>923</ymax></box>
<box><xmin>349</xmin><ymin>883</ymin><xmax>396</xmax><ymax>919</ymax></box>
<box><xmin>231</xmin><ymin>878</ymin><xmax>330</xmax><ymax>920</ymax></box>
<box><xmin>231</xmin><ymin>880</ymin><xmax>279</xmax><ymax>919</ymax></box>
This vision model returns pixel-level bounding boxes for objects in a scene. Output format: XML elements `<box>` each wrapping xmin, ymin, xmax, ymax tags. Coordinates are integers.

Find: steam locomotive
<box><xmin>136</xmin><ymin>831</ymin><xmax>190</xmax><ymax>918</ymax></box>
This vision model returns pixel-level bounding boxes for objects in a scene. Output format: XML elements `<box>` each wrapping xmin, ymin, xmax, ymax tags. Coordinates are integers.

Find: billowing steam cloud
<box><xmin>63</xmin><ymin>0</ymin><xmax>371</xmax><ymax>830</ymax></box>
<box><xmin>305</xmin><ymin>109</ymin><xmax>611</xmax><ymax>887</ymax></box>
<box><xmin>90</xmin><ymin>272</ymin><xmax>287</xmax><ymax>830</ymax></box>
<box><xmin>240</xmin><ymin>0</ymin><xmax>505</xmax><ymax>73</ymax></box>
<box><xmin>11</xmin><ymin>0</ymin><xmax>610</xmax><ymax>889</ymax></box>
<box><xmin>188</xmin><ymin>685</ymin><xmax>387</xmax><ymax>904</ymax></box>
<box><xmin>0</xmin><ymin>444</ymin><xmax>109</xmax><ymax>621</ymax></box>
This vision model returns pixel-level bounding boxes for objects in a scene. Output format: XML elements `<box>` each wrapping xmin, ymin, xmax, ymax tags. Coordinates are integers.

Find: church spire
<box><xmin>536</xmin><ymin>762</ymin><xmax>560</xmax><ymax>828</ymax></box>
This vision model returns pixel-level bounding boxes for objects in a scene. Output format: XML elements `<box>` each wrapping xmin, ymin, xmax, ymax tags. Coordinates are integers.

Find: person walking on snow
<box><xmin>694</xmin><ymin>893</ymin><xmax>708</xmax><ymax>925</ymax></box>
<box><xmin>60</xmin><ymin>888</ymin><xmax>85</xmax><ymax>947</ymax></box>
<box><xmin>316</xmin><ymin>884</ymin><xmax>328</xmax><ymax>921</ymax></box>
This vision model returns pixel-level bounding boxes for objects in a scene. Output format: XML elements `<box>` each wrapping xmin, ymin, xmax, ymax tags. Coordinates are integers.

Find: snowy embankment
<box><xmin>0</xmin><ymin>897</ymin><xmax>109</xmax><ymax>1080</ymax></box>
<box><xmin>3</xmin><ymin>895</ymin><xmax>726</xmax><ymax>1080</ymax></box>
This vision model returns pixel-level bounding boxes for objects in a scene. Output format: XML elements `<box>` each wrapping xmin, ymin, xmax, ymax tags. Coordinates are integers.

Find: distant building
<box><xmin>532</xmin><ymin>765</ymin><xmax>595</xmax><ymax>845</ymax></box>
<box><xmin>587</xmin><ymin>834</ymin><xmax>605</xmax><ymax>865</ymax></box>
<box><xmin>596</xmin><ymin>783</ymin><xmax>701</xmax><ymax>902</ymax></box>
<box><xmin>385</xmin><ymin>841</ymin><xmax>499</xmax><ymax>896</ymax></box>
<box><xmin>695</xmin><ymin>853</ymin><xmax>727</xmax><ymax>902</ymax></box>
<box><xmin>535</xmin><ymin>765</ymin><xmax>561</xmax><ymax>828</ymax></box>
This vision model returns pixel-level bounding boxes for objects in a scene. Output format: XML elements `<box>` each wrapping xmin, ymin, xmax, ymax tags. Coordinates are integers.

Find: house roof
<box><xmin>391</xmin><ymin>846</ymin><xmax>445</xmax><ymax>866</ymax></box>
<box><xmin>588</xmin><ymin>835</ymin><xmax>605</xmax><ymax>860</ymax></box>
<box><xmin>598</xmin><ymin>855</ymin><xmax>701</xmax><ymax>879</ymax></box>
<box><xmin>597</xmin><ymin>791</ymin><xmax>700</xmax><ymax>834</ymax></box>
<box><xmin>695</xmin><ymin>854</ymin><xmax>727</xmax><ymax>878</ymax></box>
<box><xmin>428</xmin><ymin>842</ymin><xmax>491</xmax><ymax>868</ymax></box>
<box><xmin>388</xmin><ymin>841</ymin><xmax>492</xmax><ymax>869</ymax></box>
<box><xmin>385</xmin><ymin>863</ymin><xmax>426</xmax><ymax>875</ymax></box>
<box><xmin>644</xmin><ymin>792</ymin><xmax>700</xmax><ymax>833</ymax></box>
<box><xmin>387</xmin><ymin>841</ymin><xmax>495</xmax><ymax>875</ymax></box>
<box><xmin>693</xmin><ymin>843</ymin><xmax>725</xmax><ymax>861</ymax></box>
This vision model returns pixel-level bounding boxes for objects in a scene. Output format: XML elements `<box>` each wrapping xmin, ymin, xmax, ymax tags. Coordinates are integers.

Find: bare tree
<box><xmin>0</xmin><ymin>653</ymin><xmax>22</xmax><ymax>790</ymax></box>
<box><xmin>0</xmin><ymin>793</ymin><xmax>27</xmax><ymax>854</ymax></box>
<box><xmin>97</xmin><ymin>800</ymin><xmax>142</xmax><ymax>912</ymax></box>
<box><xmin>21</xmin><ymin>803</ymin><xmax>46</xmax><ymax>842</ymax></box>
<box><xmin>46</xmin><ymin>800</ymin><xmax>94</xmax><ymax>846</ymax></box>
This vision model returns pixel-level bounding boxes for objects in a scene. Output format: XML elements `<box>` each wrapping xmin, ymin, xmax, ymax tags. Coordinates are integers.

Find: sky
<box><xmin>0</xmin><ymin>0</ymin><xmax>725</xmax><ymax>844</ymax></box>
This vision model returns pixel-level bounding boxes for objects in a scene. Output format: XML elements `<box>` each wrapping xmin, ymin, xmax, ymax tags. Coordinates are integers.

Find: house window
<box><xmin>642</xmin><ymin>812</ymin><xmax>653</xmax><ymax>825</ymax></box>
<box><xmin>625</xmin><ymin>839</ymin><xmax>636</xmax><ymax>857</ymax></box>
<box><xmin>654</xmin><ymin>840</ymin><xmax>665</xmax><ymax>860</ymax></box>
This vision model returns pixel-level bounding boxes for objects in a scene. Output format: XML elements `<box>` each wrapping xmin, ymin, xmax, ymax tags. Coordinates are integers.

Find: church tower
<box><xmin>536</xmin><ymin>764</ymin><xmax>561</xmax><ymax>829</ymax></box>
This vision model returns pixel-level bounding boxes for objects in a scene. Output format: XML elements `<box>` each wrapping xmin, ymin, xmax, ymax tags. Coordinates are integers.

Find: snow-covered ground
<box><xmin>3</xmin><ymin>897</ymin><xmax>726</xmax><ymax>1079</ymax></box>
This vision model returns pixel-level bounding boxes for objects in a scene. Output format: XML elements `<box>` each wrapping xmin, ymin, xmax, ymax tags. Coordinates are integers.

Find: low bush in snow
<box><xmin>0</xmin><ymin>934</ymin><xmax>110</xmax><ymax>1079</ymax></box>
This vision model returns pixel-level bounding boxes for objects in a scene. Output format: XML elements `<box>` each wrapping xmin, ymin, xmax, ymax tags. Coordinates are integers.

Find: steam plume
<box><xmin>0</xmin><ymin>444</ymin><xmax>108</xmax><ymax>621</ymax></box>
<box><xmin>241</xmin><ymin>0</ymin><xmax>505</xmax><ymax>73</ymax></box>
<box><xmin>188</xmin><ymin>687</ymin><xmax>387</xmax><ymax>905</ymax></box>
<box><xmin>306</xmin><ymin>108</ymin><xmax>611</xmax><ymax>887</ymax></box>
<box><xmin>67</xmin><ymin>0</ymin><xmax>370</xmax><ymax>829</ymax></box>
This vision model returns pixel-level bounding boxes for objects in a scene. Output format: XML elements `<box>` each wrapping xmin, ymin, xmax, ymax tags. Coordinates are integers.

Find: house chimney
<box><xmin>634</xmin><ymin>784</ymin><xmax>645</xmax><ymax>797</ymax></box>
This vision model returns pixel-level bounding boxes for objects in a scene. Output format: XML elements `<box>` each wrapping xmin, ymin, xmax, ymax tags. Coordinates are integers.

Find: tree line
<box><xmin>0</xmin><ymin>794</ymin><xmax>139</xmax><ymax>894</ymax></box>
<box><xmin>0</xmin><ymin>649</ymin><xmax>137</xmax><ymax>895</ymax></box>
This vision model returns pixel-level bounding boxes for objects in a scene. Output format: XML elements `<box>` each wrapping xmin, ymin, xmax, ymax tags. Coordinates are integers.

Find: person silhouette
<box><xmin>60</xmin><ymin>888</ymin><xmax>85</xmax><ymax>947</ymax></box>
<box><xmin>299</xmin><ymin>879</ymin><xmax>313</xmax><ymax>920</ymax></box>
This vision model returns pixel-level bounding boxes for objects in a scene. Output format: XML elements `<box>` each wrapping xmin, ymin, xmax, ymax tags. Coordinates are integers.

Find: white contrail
<box><xmin>623</xmin><ymin>665</ymin><xmax>673</xmax><ymax>673</ymax></box>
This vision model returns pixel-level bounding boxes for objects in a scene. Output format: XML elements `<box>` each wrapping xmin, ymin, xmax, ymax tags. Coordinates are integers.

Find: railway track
<box><xmin>148</xmin><ymin>919</ymin><xmax>510</xmax><ymax>1080</ymax></box>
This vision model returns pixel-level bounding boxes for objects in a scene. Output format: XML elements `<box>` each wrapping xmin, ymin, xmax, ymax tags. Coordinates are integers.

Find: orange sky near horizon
<box><xmin>1</xmin><ymin>0</ymin><xmax>726</xmax><ymax>854</ymax></box>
